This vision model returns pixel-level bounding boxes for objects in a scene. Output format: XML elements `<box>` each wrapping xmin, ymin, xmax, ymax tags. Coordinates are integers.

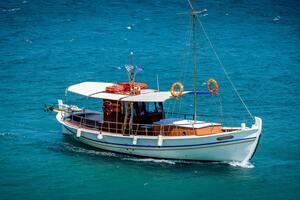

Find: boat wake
<box><xmin>63</xmin><ymin>143</ymin><xmax>118</xmax><ymax>157</ymax></box>
<box><xmin>122</xmin><ymin>158</ymin><xmax>176</xmax><ymax>165</ymax></box>
<box><xmin>2</xmin><ymin>8</ymin><xmax>21</xmax><ymax>12</ymax></box>
<box><xmin>226</xmin><ymin>161</ymin><xmax>255</xmax><ymax>168</ymax></box>
<box><xmin>0</xmin><ymin>132</ymin><xmax>20</xmax><ymax>139</ymax></box>
<box><xmin>125</xmin><ymin>159</ymin><xmax>255</xmax><ymax>168</ymax></box>
<box><xmin>0</xmin><ymin>132</ymin><xmax>12</xmax><ymax>137</ymax></box>
<box><xmin>63</xmin><ymin>143</ymin><xmax>176</xmax><ymax>164</ymax></box>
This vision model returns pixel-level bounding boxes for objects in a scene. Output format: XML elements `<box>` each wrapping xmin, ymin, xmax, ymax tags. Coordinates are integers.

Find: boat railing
<box><xmin>65</xmin><ymin>113</ymin><xmax>230</xmax><ymax>137</ymax></box>
<box><xmin>67</xmin><ymin>114</ymin><xmax>159</xmax><ymax>136</ymax></box>
<box><xmin>164</xmin><ymin>111</ymin><xmax>242</xmax><ymax>120</ymax></box>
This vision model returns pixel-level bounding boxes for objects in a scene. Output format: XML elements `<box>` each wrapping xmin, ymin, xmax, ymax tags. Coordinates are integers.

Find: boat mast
<box><xmin>191</xmin><ymin>0</ymin><xmax>197</xmax><ymax>122</ymax></box>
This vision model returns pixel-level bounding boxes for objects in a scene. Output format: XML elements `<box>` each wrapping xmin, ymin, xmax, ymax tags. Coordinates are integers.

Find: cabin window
<box><xmin>147</xmin><ymin>102</ymin><xmax>163</xmax><ymax>113</ymax></box>
<box><xmin>130</xmin><ymin>102</ymin><xmax>164</xmax><ymax>116</ymax></box>
<box><xmin>157</xmin><ymin>102</ymin><xmax>163</xmax><ymax>112</ymax></box>
<box><xmin>132</xmin><ymin>102</ymin><xmax>147</xmax><ymax>116</ymax></box>
<box><xmin>138</xmin><ymin>102</ymin><xmax>146</xmax><ymax>115</ymax></box>
<box><xmin>147</xmin><ymin>102</ymin><xmax>156</xmax><ymax>113</ymax></box>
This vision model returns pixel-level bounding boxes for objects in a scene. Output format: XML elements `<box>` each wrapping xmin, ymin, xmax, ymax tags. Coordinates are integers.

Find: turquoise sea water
<box><xmin>0</xmin><ymin>0</ymin><xmax>299</xmax><ymax>199</ymax></box>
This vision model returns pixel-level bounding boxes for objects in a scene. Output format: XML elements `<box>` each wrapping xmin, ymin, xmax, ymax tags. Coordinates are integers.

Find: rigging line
<box><xmin>217</xmin><ymin>93</ymin><xmax>224</xmax><ymax>124</ymax></box>
<box><xmin>193</xmin><ymin>13</ymin><xmax>254</xmax><ymax>120</ymax></box>
<box><xmin>171</xmin><ymin>97</ymin><xmax>178</xmax><ymax>117</ymax></box>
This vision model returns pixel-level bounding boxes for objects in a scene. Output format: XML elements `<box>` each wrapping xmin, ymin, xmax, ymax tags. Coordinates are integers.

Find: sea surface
<box><xmin>0</xmin><ymin>0</ymin><xmax>299</xmax><ymax>199</ymax></box>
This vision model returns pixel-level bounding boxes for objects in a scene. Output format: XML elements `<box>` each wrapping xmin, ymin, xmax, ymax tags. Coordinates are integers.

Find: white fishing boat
<box><xmin>47</xmin><ymin>1</ymin><xmax>262</xmax><ymax>163</ymax></box>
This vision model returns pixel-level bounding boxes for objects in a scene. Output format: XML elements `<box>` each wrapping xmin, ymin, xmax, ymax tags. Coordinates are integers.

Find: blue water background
<box><xmin>0</xmin><ymin>0</ymin><xmax>299</xmax><ymax>199</ymax></box>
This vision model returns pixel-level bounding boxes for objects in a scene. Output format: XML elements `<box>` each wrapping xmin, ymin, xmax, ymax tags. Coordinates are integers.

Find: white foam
<box><xmin>123</xmin><ymin>158</ymin><xmax>176</xmax><ymax>165</ymax></box>
<box><xmin>64</xmin><ymin>144</ymin><xmax>117</xmax><ymax>157</ymax></box>
<box><xmin>273</xmin><ymin>16</ymin><xmax>281</xmax><ymax>21</ymax></box>
<box><xmin>0</xmin><ymin>132</ymin><xmax>13</xmax><ymax>137</ymax></box>
<box><xmin>227</xmin><ymin>161</ymin><xmax>255</xmax><ymax>168</ymax></box>
<box><xmin>2</xmin><ymin>8</ymin><xmax>20</xmax><ymax>12</ymax></box>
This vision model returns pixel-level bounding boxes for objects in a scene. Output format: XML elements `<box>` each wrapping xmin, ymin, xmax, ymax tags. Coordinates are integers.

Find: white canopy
<box><xmin>66</xmin><ymin>82</ymin><xmax>190</xmax><ymax>102</ymax></box>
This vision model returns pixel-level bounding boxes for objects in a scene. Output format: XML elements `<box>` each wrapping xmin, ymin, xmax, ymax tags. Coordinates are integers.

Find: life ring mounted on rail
<box><xmin>102</xmin><ymin>100</ymin><xmax>113</xmax><ymax>116</ymax></box>
<box><xmin>170</xmin><ymin>82</ymin><xmax>184</xmax><ymax>97</ymax></box>
<box><xmin>207</xmin><ymin>79</ymin><xmax>219</xmax><ymax>95</ymax></box>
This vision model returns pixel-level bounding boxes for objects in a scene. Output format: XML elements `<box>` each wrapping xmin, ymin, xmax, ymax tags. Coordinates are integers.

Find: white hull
<box><xmin>57</xmin><ymin>112</ymin><xmax>262</xmax><ymax>162</ymax></box>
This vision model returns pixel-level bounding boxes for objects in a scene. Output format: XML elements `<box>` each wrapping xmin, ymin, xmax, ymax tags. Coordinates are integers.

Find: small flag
<box><xmin>136</xmin><ymin>65</ymin><xmax>144</xmax><ymax>73</ymax></box>
<box><xmin>125</xmin><ymin>64</ymin><xmax>135</xmax><ymax>73</ymax></box>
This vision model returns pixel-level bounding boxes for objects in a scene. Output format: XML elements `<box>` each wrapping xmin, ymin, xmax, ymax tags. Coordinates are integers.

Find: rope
<box><xmin>217</xmin><ymin>94</ymin><xmax>224</xmax><ymax>124</ymax></box>
<box><xmin>193</xmin><ymin>13</ymin><xmax>254</xmax><ymax>120</ymax></box>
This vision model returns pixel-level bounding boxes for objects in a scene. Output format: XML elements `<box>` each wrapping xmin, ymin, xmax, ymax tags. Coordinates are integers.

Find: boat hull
<box><xmin>58</xmin><ymin>113</ymin><xmax>262</xmax><ymax>162</ymax></box>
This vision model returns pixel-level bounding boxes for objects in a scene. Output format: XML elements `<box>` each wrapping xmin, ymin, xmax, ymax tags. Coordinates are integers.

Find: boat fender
<box><xmin>58</xmin><ymin>99</ymin><xmax>63</xmax><ymax>109</ymax></box>
<box><xmin>76</xmin><ymin>129</ymin><xmax>81</xmax><ymax>138</ymax></box>
<box><xmin>207</xmin><ymin>79</ymin><xmax>219</xmax><ymax>95</ymax></box>
<box><xmin>157</xmin><ymin>135</ymin><xmax>163</xmax><ymax>146</ymax></box>
<box><xmin>133</xmin><ymin>136</ymin><xmax>138</xmax><ymax>145</ymax></box>
<box><xmin>97</xmin><ymin>133</ymin><xmax>103</xmax><ymax>140</ymax></box>
<box><xmin>241</xmin><ymin>123</ymin><xmax>246</xmax><ymax>129</ymax></box>
<box><xmin>170</xmin><ymin>82</ymin><xmax>184</xmax><ymax>97</ymax></box>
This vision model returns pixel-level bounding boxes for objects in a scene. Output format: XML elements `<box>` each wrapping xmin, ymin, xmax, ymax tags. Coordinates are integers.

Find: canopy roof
<box><xmin>66</xmin><ymin>82</ymin><xmax>190</xmax><ymax>102</ymax></box>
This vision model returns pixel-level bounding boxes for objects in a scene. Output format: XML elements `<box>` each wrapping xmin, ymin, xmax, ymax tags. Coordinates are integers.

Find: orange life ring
<box><xmin>105</xmin><ymin>85</ymin><xmax>125</xmax><ymax>94</ymax></box>
<box><xmin>119</xmin><ymin>82</ymin><xmax>148</xmax><ymax>93</ymax></box>
<box><xmin>170</xmin><ymin>82</ymin><xmax>184</xmax><ymax>97</ymax></box>
<box><xmin>102</xmin><ymin>100</ymin><xmax>113</xmax><ymax>115</ymax></box>
<box><xmin>207</xmin><ymin>79</ymin><xmax>219</xmax><ymax>95</ymax></box>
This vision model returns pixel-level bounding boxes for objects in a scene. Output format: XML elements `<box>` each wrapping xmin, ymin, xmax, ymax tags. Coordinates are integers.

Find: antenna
<box><xmin>156</xmin><ymin>74</ymin><xmax>160</xmax><ymax>91</ymax></box>
<box><xmin>130</xmin><ymin>51</ymin><xmax>134</xmax><ymax>65</ymax></box>
<box><xmin>125</xmin><ymin>51</ymin><xmax>136</xmax><ymax>95</ymax></box>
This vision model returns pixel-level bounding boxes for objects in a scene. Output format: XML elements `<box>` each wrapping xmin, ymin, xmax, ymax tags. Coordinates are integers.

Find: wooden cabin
<box><xmin>65</xmin><ymin>82</ymin><xmax>222</xmax><ymax>136</ymax></box>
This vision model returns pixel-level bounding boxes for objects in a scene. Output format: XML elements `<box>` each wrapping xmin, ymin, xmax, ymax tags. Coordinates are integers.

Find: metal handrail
<box><xmin>164</xmin><ymin>111</ymin><xmax>243</xmax><ymax>119</ymax></box>
<box><xmin>65</xmin><ymin>113</ymin><xmax>232</xmax><ymax>137</ymax></box>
